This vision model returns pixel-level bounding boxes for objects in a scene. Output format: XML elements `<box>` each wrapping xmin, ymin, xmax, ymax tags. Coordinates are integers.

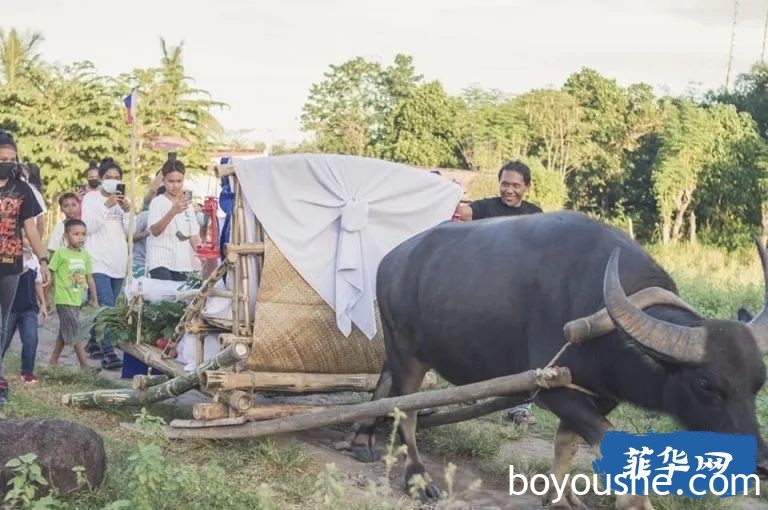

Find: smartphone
<box><xmin>183</xmin><ymin>189</ymin><xmax>193</xmax><ymax>202</ymax></box>
<box><xmin>115</xmin><ymin>183</ymin><xmax>126</xmax><ymax>195</ymax></box>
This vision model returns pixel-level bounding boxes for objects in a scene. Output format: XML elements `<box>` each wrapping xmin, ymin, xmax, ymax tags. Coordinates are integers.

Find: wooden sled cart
<box><xmin>62</xmin><ymin>154</ymin><xmax>574</xmax><ymax>439</ymax></box>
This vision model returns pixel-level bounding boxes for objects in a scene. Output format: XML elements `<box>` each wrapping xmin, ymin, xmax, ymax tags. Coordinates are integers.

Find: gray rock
<box><xmin>0</xmin><ymin>419</ymin><xmax>106</xmax><ymax>496</ymax></box>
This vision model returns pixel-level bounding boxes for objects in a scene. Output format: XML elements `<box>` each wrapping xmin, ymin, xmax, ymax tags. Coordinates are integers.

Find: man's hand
<box><xmin>39</xmin><ymin>307</ymin><xmax>48</xmax><ymax>321</ymax></box>
<box><xmin>88</xmin><ymin>300</ymin><xmax>99</xmax><ymax>309</ymax></box>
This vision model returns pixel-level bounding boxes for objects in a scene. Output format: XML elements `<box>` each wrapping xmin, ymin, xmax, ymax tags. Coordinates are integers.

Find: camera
<box><xmin>116</xmin><ymin>183</ymin><xmax>126</xmax><ymax>195</ymax></box>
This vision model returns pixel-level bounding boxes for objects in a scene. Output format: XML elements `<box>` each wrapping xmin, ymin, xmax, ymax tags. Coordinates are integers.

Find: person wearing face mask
<box><xmin>78</xmin><ymin>161</ymin><xmax>101</xmax><ymax>202</ymax></box>
<box><xmin>80</xmin><ymin>157</ymin><xmax>131</xmax><ymax>370</ymax></box>
<box><xmin>0</xmin><ymin>130</ymin><xmax>50</xmax><ymax>406</ymax></box>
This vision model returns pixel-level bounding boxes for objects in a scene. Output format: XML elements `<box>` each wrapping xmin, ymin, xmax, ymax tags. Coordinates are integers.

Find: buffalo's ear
<box><xmin>738</xmin><ymin>307</ymin><xmax>753</xmax><ymax>322</ymax></box>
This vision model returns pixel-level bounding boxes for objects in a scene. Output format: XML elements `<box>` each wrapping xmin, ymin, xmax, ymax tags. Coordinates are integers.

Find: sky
<box><xmin>4</xmin><ymin>0</ymin><xmax>768</xmax><ymax>145</ymax></box>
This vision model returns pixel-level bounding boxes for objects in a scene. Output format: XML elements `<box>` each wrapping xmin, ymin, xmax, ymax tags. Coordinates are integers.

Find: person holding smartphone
<box><xmin>80</xmin><ymin>157</ymin><xmax>131</xmax><ymax>370</ymax></box>
<box><xmin>147</xmin><ymin>154</ymin><xmax>200</xmax><ymax>282</ymax></box>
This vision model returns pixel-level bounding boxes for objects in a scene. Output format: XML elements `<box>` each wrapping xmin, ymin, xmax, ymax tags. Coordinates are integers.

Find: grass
<box><xmin>4</xmin><ymin>242</ymin><xmax>768</xmax><ymax>509</ymax></box>
<box><xmin>0</xmin><ymin>363</ymin><xmax>319</xmax><ymax>509</ymax></box>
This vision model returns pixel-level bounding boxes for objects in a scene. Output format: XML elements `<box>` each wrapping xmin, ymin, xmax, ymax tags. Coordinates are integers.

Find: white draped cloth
<box><xmin>234</xmin><ymin>154</ymin><xmax>462</xmax><ymax>340</ymax></box>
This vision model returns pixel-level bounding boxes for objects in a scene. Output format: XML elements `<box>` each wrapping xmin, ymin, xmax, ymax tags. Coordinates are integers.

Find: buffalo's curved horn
<box><xmin>748</xmin><ymin>236</ymin><xmax>768</xmax><ymax>355</ymax></box>
<box><xmin>564</xmin><ymin>287</ymin><xmax>699</xmax><ymax>344</ymax></box>
<box><xmin>603</xmin><ymin>248</ymin><xmax>707</xmax><ymax>364</ymax></box>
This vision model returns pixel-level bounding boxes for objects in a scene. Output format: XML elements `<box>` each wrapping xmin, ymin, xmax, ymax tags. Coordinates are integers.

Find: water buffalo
<box><xmin>351</xmin><ymin>211</ymin><xmax>768</xmax><ymax>509</ymax></box>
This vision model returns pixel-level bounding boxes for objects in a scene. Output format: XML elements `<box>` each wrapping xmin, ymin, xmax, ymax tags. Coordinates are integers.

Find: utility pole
<box><xmin>726</xmin><ymin>0</ymin><xmax>739</xmax><ymax>89</ymax></box>
<box><xmin>762</xmin><ymin>1</ymin><xmax>768</xmax><ymax>63</ymax></box>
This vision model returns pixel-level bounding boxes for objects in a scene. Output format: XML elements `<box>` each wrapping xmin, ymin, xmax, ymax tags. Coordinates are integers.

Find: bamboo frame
<box><xmin>62</xmin><ymin>342</ymin><xmax>251</xmax><ymax>408</ymax></box>
<box><xmin>165</xmin><ymin>367</ymin><xmax>572</xmax><ymax>439</ymax></box>
<box><xmin>162</xmin><ymin>260</ymin><xmax>232</xmax><ymax>357</ymax></box>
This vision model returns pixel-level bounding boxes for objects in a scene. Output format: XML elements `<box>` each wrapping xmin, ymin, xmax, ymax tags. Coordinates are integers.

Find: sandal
<box><xmin>507</xmin><ymin>408</ymin><xmax>537</xmax><ymax>425</ymax></box>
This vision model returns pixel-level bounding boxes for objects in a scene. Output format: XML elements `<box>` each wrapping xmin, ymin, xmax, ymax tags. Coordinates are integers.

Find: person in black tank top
<box><xmin>457</xmin><ymin>160</ymin><xmax>542</xmax><ymax>425</ymax></box>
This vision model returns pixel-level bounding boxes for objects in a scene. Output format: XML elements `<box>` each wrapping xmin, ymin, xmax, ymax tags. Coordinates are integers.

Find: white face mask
<box><xmin>101</xmin><ymin>179</ymin><xmax>120</xmax><ymax>194</ymax></box>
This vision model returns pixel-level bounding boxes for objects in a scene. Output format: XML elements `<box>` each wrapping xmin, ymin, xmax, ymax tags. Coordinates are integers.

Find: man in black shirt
<box><xmin>457</xmin><ymin>160</ymin><xmax>541</xmax><ymax>425</ymax></box>
<box><xmin>0</xmin><ymin>131</ymin><xmax>50</xmax><ymax>406</ymax></box>
<box><xmin>458</xmin><ymin>160</ymin><xmax>542</xmax><ymax>221</ymax></box>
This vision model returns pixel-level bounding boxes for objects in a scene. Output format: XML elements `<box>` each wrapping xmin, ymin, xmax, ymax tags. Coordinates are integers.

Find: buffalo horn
<box><xmin>603</xmin><ymin>248</ymin><xmax>707</xmax><ymax>364</ymax></box>
<box><xmin>564</xmin><ymin>287</ymin><xmax>699</xmax><ymax>344</ymax></box>
<box><xmin>748</xmin><ymin>236</ymin><xmax>768</xmax><ymax>355</ymax></box>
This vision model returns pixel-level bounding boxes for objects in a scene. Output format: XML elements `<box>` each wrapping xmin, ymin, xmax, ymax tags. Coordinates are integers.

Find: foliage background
<box><xmin>3</xmin><ymin>28</ymin><xmax>768</xmax><ymax>250</ymax></box>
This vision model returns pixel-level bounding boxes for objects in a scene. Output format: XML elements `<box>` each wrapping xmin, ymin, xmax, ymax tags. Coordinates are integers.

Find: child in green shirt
<box><xmin>48</xmin><ymin>219</ymin><xmax>99</xmax><ymax>372</ymax></box>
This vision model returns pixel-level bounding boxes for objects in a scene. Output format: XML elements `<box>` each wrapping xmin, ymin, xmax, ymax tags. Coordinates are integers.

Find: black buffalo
<box><xmin>352</xmin><ymin>211</ymin><xmax>768</xmax><ymax>509</ymax></box>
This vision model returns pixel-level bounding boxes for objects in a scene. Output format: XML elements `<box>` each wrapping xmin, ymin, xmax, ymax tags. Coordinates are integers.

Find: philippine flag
<box><xmin>123</xmin><ymin>87</ymin><xmax>137</xmax><ymax>124</ymax></box>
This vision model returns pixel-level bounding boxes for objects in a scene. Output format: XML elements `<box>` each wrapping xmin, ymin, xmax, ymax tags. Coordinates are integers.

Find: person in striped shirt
<box><xmin>147</xmin><ymin>155</ymin><xmax>201</xmax><ymax>282</ymax></box>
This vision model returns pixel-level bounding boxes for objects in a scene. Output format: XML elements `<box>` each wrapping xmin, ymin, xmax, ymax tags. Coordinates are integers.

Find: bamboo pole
<box><xmin>131</xmin><ymin>374</ymin><xmax>170</xmax><ymax>391</ymax></box>
<box><xmin>165</xmin><ymin>367</ymin><xmax>571</xmax><ymax>440</ymax></box>
<box><xmin>185</xmin><ymin>320</ymin><xmax>229</xmax><ymax>335</ymax></box>
<box><xmin>118</xmin><ymin>342</ymin><xmax>186</xmax><ymax>377</ymax></box>
<box><xmin>201</xmin><ymin>370</ymin><xmax>436</xmax><ymax>393</ymax></box>
<box><xmin>236</xmin><ymin>185</ymin><xmax>252</xmax><ymax>337</ymax></box>
<box><xmin>216</xmin><ymin>390</ymin><xmax>252</xmax><ymax>412</ymax></box>
<box><xmin>231</xmin><ymin>180</ymin><xmax>242</xmax><ymax>338</ymax></box>
<box><xmin>196</xmin><ymin>333</ymin><xmax>204</xmax><ymax>366</ymax></box>
<box><xmin>191</xmin><ymin>402</ymin><xmax>341</xmax><ymax>422</ymax></box>
<box><xmin>225</xmin><ymin>242</ymin><xmax>265</xmax><ymax>255</ymax></box>
<box><xmin>193</xmin><ymin>402</ymin><xmax>229</xmax><ymax>420</ymax></box>
<box><xmin>218</xmin><ymin>334</ymin><xmax>252</xmax><ymax>347</ymax></box>
<box><xmin>62</xmin><ymin>342</ymin><xmax>250</xmax><ymax>408</ymax></box>
<box><xmin>417</xmin><ymin>396</ymin><xmax>525</xmax><ymax>429</ymax></box>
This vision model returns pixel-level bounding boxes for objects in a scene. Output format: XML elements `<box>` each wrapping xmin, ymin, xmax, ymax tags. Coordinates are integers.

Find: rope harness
<box><xmin>525</xmin><ymin>342</ymin><xmax>600</xmax><ymax>407</ymax></box>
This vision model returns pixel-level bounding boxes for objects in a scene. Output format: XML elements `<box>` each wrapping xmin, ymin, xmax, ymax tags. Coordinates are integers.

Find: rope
<box><xmin>518</xmin><ymin>341</ymin><xmax>600</xmax><ymax>408</ymax></box>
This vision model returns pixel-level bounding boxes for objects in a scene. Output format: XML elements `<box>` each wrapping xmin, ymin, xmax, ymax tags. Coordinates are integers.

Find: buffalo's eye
<box><xmin>697</xmin><ymin>378</ymin><xmax>713</xmax><ymax>393</ymax></box>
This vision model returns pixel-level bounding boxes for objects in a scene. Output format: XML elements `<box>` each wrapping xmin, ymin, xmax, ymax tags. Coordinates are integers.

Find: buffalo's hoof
<box><xmin>351</xmin><ymin>444</ymin><xmax>380</xmax><ymax>463</ymax></box>
<box><xmin>415</xmin><ymin>482</ymin><xmax>441</xmax><ymax>502</ymax></box>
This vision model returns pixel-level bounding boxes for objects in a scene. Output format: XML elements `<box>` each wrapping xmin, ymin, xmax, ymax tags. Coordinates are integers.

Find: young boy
<box><xmin>48</xmin><ymin>219</ymin><xmax>100</xmax><ymax>372</ymax></box>
<box><xmin>0</xmin><ymin>233</ymin><xmax>47</xmax><ymax>383</ymax></box>
<box><xmin>47</xmin><ymin>192</ymin><xmax>81</xmax><ymax>315</ymax></box>
<box><xmin>47</xmin><ymin>192</ymin><xmax>81</xmax><ymax>257</ymax></box>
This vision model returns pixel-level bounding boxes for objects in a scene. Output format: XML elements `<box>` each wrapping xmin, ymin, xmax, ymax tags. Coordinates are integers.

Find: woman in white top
<box><xmin>147</xmin><ymin>155</ymin><xmax>200</xmax><ymax>281</ymax></box>
<box><xmin>80</xmin><ymin>157</ymin><xmax>132</xmax><ymax>369</ymax></box>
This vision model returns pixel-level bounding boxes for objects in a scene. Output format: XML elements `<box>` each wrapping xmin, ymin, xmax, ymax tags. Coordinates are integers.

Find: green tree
<box><xmin>300</xmin><ymin>54</ymin><xmax>421</xmax><ymax>156</ymax></box>
<box><xmin>562</xmin><ymin>69</ymin><xmax>661</xmax><ymax>216</ymax></box>
<box><xmin>454</xmin><ymin>87</ymin><xmax>530</xmax><ymax>172</ymax></box>
<box><xmin>118</xmin><ymin>39</ymin><xmax>227</xmax><ymax>189</ymax></box>
<box><xmin>515</xmin><ymin>89</ymin><xmax>587</xmax><ymax>179</ymax></box>
<box><xmin>0</xmin><ymin>29</ymin><xmax>44</xmax><ymax>87</ymax></box>
<box><xmin>383</xmin><ymin>81</ymin><xmax>460</xmax><ymax>167</ymax></box>
<box><xmin>706</xmin><ymin>63</ymin><xmax>768</xmax><ymax>139</ymax></box>
<box><xmin>0</xmin><ymin>61</ymin><xmax>126</xmax><ymax>200</ymax></box>
<box><xmin>694</xmin><ymin>104</ymin><xmax>766</xmax><ymax>249</ymax></box>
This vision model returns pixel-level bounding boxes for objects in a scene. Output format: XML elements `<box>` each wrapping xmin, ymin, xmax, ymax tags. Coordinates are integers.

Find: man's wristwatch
<box><xmin>39</xmin><ymin>257</ymin><xmax>48</xmax><ymax>265</ymax></box>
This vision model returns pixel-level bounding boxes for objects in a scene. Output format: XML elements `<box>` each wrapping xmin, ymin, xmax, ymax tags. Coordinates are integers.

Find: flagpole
<box><xmin>125</xmin><ymin>88</ymin><xmax>138</xmax><ymax>285</ymax></box>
